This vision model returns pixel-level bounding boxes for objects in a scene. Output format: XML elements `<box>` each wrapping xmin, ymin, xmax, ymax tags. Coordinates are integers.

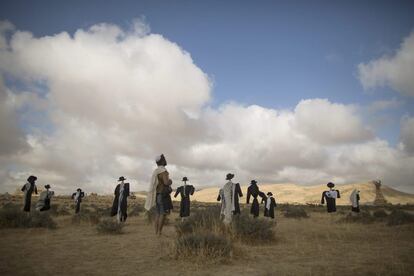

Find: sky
<box><xmin>0</xmin><ymin>0</ymin><xmax>414</xmax><ymax>194</ymax></box>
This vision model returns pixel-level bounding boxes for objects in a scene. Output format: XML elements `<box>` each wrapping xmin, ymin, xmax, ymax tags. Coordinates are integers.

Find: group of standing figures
<box><xmin>20</xmin><ymin>153</ymin><xmax>362</xmax><ymax>236</ymax></box>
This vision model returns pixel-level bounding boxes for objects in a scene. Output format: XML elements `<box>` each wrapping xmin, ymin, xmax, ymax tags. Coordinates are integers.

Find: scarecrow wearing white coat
<box><xmin>222</xmin><ymin>173</ymin><xmax>236</xmax><ymax>224</ymax></box>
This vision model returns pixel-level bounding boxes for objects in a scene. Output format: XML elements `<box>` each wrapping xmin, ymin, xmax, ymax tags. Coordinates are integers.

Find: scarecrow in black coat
<box><xmin>174</xmin><ymin>177</ymin><xmax>195</xmax><ymax>220</ymax></box>
<box><xmin>72</xmin><ymin>188</ymin><xmax>85</xmax><ymax>214</ymax></box>
<box><xmin>111</xmin><ymin>176</ymin><xmax>130</xmax><ymax>222</ymax></box>
<box><xmin>264</xmin><ymin>192</ymin><xmax>277</xmax><ymax>219</ymax></box>
<box><xmin>21</xmin><ymin>175</ymin><xmax>38</xmax><ymax>212</ymax></box>
<box><xmin>321</xmin><ymin>182</ymin><xmax>340</xmax><ymax>213</ymax></box>
<box><xmin>246</xmin><ymin>180</ymin><xmax>266</xmax><ymax>218</ymax></box>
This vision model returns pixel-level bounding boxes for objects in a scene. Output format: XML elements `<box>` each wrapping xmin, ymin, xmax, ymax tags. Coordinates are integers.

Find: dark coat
<box><xmin>233</xmin><ymin>183</ymin><xmax>243</xmax><ymax>215</ymax></box>
<box><xmin>111</xmin><ymin>183</ymin><xmax>130</xmax><ymax>221</ymax></box>
<box><xmin>247</xmin><ymin>184</ymin><xmax>265</xmax><ymax>217</ymax></box>
<box><xmin>174</xmin><ymin>185</ymin><xmax>195</xmax><ymax>217</ymax></box>
<box><xmin>264</xmin><ymin>197</ymin><xmax>277</xmax><ymax>219</ymax></box>
<box><xmin>72</xmin><ymin>191</ymin><xmax>85</xmax><ymax>214</ymax></box>
<box><xmin>21</xmin><ymin>182</ymin><xmax>37</xmax><ymax>212</ymax></box>
<box><xmin>321</xmin><ymin>190</ymin><xmax>341</xmax><ymax>213</ymax></box>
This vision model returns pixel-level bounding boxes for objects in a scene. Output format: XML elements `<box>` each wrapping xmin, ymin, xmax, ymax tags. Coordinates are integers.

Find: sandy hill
<box><xmin>191</xmin><ymin>182</ymin><xmax>414</xmax><ymax>205</ymax></box>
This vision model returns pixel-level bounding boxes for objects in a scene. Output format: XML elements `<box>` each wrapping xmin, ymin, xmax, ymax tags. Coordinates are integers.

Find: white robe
<box><xmin>222</xmin><ymin>181</ymin><xmax>234</xmax><ymax>224</ymax></box>
<box><xmin>350</xmin><ymin>189</ymin><xmax>359</xmax><ymax>208</ymax></box>
<box><xmin>144</xmin><ymin>166</ymin><xmax>167</xmax><ymax>211</ymax></box>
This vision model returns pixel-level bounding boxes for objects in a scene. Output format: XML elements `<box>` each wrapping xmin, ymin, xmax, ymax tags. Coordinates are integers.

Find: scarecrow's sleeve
<box><xmin>246</xmin><ymin>188</ymin><xmax>251</xmax><ymax>204</ymax></box>
<box><xmin>190</xmin><ymin>186</ymin><xmax>195</xmax><ymax>195</ymax></box>
<box><xmin>174</xmin><ymin>187</ymin><xmax>180</xmax><ymax>198</ymax></box>
<box><xmin>337</xmin><ymin>190</ymin><xmax>341</xmax><ymax>198</ymax></box>
<box><xmin>321</xmin><ymin>192</ymin><xmax>325</xmax><ymax>204</ymax></box>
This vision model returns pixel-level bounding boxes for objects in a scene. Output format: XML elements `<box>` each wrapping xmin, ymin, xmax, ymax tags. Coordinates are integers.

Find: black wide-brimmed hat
<box><xmin>77</xmin><ymin>188</ymin><xmax>82</xmax><ymax>191</ymax></box>
<box><xmin>267</xmin><ymin>192</ymin><xmax>273</xmax><ymax>196</ymax></box>
<box><xmin>327</xmin><ymin>182</ymin><xmax>335</xmax><ymax>188</ymax></box>
<box><xmin>27</xmin><ymin>175</ymin><xmax>37</xmax><ymax>182</ymax></box>
<box><xmin>118</xmin><ymin>176</ymin><xmax>126</xmax><ymax>181</ymax></box>
<box><xmin>226</xmin><ymin>173</ymin><xmax>234</xmax><ymax>180</ymax></box>
<box><xmin>251</xmin><ymin>180</ymin><xmax>257</xmax><ymax>185</ymax></box>
<box><xmin>182</xmin><ymin>177</ymin><xmax>188</xmax><ymax>182</ymax></box>
<box><xmin>44</xmin><ymin>184</ymin><xmax>51</xmax><ymax>189</ymax></box>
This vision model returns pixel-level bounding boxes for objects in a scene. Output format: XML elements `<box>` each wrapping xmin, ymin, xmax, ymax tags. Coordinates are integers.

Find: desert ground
<box><xmin>1</xmin><ymin>194</ymin><xmax>414</xmax><ymax>276</ymax></box>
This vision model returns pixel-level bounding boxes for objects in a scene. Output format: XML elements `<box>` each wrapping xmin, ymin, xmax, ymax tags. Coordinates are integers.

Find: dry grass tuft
<box><xmin>232</xmin><ymin>214</ymin><xmax>275</xmax><ymax>243</ymax></box>
<box><xmin>0</xmin><ymin>205</ymin><xmax>57</xmax><ymax>229</ymax></box>
<box><xmin>387</xmin><ymin>209</ymin><xmax>414</xmax><ymax>226</ymax></box>
<box><xmin>282</xmin><ymin>205</ymin><xmax>309</xmax><ymax>218</ymax></box>
<box><xmin>96</xmin><ymin>218</ymin><xmax>124</xmax><ymax>234</ymax></box>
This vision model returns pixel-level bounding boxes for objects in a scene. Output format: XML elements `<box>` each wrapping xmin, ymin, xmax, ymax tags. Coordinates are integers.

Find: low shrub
<box><xmin>174</xmin><ymin>232</ymin><xmax>233</xmax><ymax>259</ymax></box>
<box><xmin>387</xmin><ymin>210</ymin><xmax>414</xmax><ymax>226</ymax></box>
<box><xmin>96</xmin><ymin>218</ymin><xmax>124</xmax><ymax>234</ymax></box>
<box><xmin>175</xmin><ymin>206</ymin><xmax>222</xmax><ymax>236</ymax></box>
<box><xmin>71</xmin><ymin>212</ymin><xmax>101</xmax><ymax>225</ymax></box>
<box><xmin>337</xmin><ymin>211</ymin><xmax>375</xmax><ymax>224</ymax></box>
<box><xmin>283</xmin><ymin>206</ymin><xmax>309</xmax><ymax>218</ymax></box>
<box><xmin>129</xmin><ymin>204</ymin><xmax>144</xmax><ymax>217</ymax></box>
<box><xmin>232</xmin><ymin>214</ymin><xmax>275</xmax><ymax>243</ymax></box>
<box><xmin>0</xmin><ymin>205</ymin><xmax>57</xmax><ymax>229</ymax></box>
<box><xmin>372</xmin><ymin>209</ymin><xmax>388</xmax><ymax>218</ymax></box>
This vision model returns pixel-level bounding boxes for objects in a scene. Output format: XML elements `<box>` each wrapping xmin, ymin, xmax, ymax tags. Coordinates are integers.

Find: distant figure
<box><xmin>350</xmin><ymin>189</ymin><xmax>360</xmax><ymax>213</ymax></box>
<box><xmin>145</xmin><ymin>154</ymin><xmax>173</xmax><ymax>236</ymax></box>
<box><xmin>217</xmin><ymin>188</ymin><xmax>225</xmax><ymax>218</ymax></box>
<box><xmin>222</xmin><ymin>173</ymin><xmax>235</xmax><ymax>224</ymax></box>
<box><xmin>174</xmin><ymin>177</ymin><xmax>195</xmax><ymax>221</ymax></box>
<box><xmin>246</xmin><ymin>180</ymin><xmax>265</xmax><ymax>218</ymax></box>
<box><xmin>233</xmin><ymin>182</ymin><xmax>243</xmax><ymax>215</ymax></box>
<box><xmin>36</xmin><ymin>184</ymin><xmax>54</xmax><ymax>211</ymax></box>
<box><xmin>264</xmin><ymin>192</ymin><xmax>277</xmax><ymax>219</ymax></box>
<box><xmin>72</xmin><ymin>188</ymin><xmax>85</xmax><ymax>214</ymax></box>
<box><xmin>111</xmin><ymin>176</ymin><xmax>130</xmax><ymax>223</ymax></box>
<box><xmin>321</xmin><ymin>182</ymin><xmax>341</xmax><ymax>213</ymax></box>
<box><xmin>21</xmin><ymin>175</ymin><xmax>38</xmax><ymax>212</ymax></box>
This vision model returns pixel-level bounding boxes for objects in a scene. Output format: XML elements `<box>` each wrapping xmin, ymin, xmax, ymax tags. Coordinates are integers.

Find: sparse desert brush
<box><xmin>129</xmin><ymin>204</ymin><xmax>144</xmax><ymax>217</ymax></box>
<box><xmin>387</xmin><ymin>209</ymin><xmax>414</xmax><ymax>226</ymax></box>
<box><xmin>232</xmin><ymin>214</ymin><xmax>275</xmax><ymax>243</ymax></box>
<box><xmin>145</xmin><ymin>209</ymin><xmax>171</xmax><ymax>225</ymax></box>
<box><xmin>175</xmin><ymin>206</ymin><xmax>223</xmax><ymax>236</ymax></box>
<box><xmin>373</xmin><ymin>209</ymin><xmax>388</xmax><ymax>218</ymax></box>
<box><xmin>283</xmin><ymin>205</ymin><xmax>309</xmax><ymax>218</ymax></box>
<box><xmin>96</xmin><ymin>218</ymin><xmax>124</xmax><ymax>234</ymax></box>
<box><xmin>30</xmin><ymin>212</ymin><xmax>57</xmax><ymax>229</ymax></box>
<box><xmin>0</xmin><ymin>205</ymin><xmax>56</xmax><ymax>229</ymax></box>
<box><xmin>174</xmin><ymin>231</ymin><xmax>233</xmax><ymax>260</ymax></box>
<box><xmin>72</xmin><ymin>212</ymin><xmax>101</xmax><ymax>225</ymax></box>
<box><xmin>337</xmin><ymin>211</ymin><xmax>375</xmax><ymax>224</ymax></box>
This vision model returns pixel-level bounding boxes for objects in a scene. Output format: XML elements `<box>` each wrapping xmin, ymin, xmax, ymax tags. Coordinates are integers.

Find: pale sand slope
<box><xmin>191</xmin><ymin>182</ymin><xmax>414</xmax><ymax>205</ymax></box>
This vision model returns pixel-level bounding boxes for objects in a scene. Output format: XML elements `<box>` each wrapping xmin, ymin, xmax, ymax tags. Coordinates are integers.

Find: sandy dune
<box><xmin>191</xmin><ymin>182</ymin><xmax>414</xmax><ymax>205</ymax></box>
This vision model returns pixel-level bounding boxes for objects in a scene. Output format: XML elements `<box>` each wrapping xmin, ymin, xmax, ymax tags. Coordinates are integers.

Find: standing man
<box><xmin>350</xmin><ymin>189</ymin><xmax>360</xmax><ymax>213</ymax></box>
<box><xmin>36</xmin><ymin>184</ymin><xmax>54</xmax><ymax>211</ymax></box>
<box><xmin>111</xmin><ymin>176</ymin><xmax>130</xmax><ymax>223</ymax></box>
<box><xmin>72</xmin><ymin>188</ymin><xmax>85</xmax><ymax>214</ymax></box>
<box><xmin>145</xmin><ymin>154</ymin><xmax>172</xmax><ymax>236</ymax></box>
<box><xmin>174</xmin><ymin>177</ymin><xmax>195</xmax><ymax>221</ymax></box>
<box><xmin>264</xmin><ymin>192</ymin><xmax>277</xmax><ymax>219</ymax></box>
<box><xmin>222</xmin><ymin>173</ymin><xmax>235</xmax><ymax>225</ymax></box>
<box><xmin>21</xmin><ymin>175</ymin><xmax>38</xmax><ymax>212</ymax></box>
<box><xmin>247</xmin><ymin>180</ymin><xmax>265</xmax><ymax>218</ymax></box>
<box><xmin>321</xmin><ymin>182</ymin><xmax>341</xmax><ymax>213</ymax></box>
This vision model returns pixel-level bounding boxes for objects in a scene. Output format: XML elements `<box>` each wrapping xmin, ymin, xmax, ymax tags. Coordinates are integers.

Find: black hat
<box><xmin>44</xmin><ymin>184</ymin><xmax>51</xmax><ymax>189</ymax></box>
<box><xmin>77</xmin><ymin>188</ymin><xmax>82</xmax><ymax>191</ymax></box>
<box><xmin>27</xmin><ymin>175</ymin><xmax>37</xmax><ymax>182</ymax></box>
<box><xmin>226</xmin><ymin>173</ymin><xmax>234</xmax><ymax>180</ymax></box>
<box><xmin>267</xmin><ymin>192</ymin><xmax>273</xmax><ymax>196</ymax></box>
<box><xmin>118</xmin><ymin>176</ymin><xmax>126</xmax><ymax>181</ymax></box>
<box><xmin>250</xmin><ymin>180</ymin><xmax>257</xmax><ymax>185</ymax></box>
<box><xmin>182</xmin><ymin>177</ymin><xmax>188</xmax><ymax>182</ymax></box>
<box><xmin>327</xmin><ymin>182</ymin><xmax>335</xmax><ymax>188</ymax></box>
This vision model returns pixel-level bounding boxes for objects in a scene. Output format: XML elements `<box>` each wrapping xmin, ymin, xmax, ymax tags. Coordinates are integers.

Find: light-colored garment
<box><xmin>74</xmin><ymin>191</ymin><xmax>81</xmax><ymax>203</ymax></box>
<box><xmin>326</xmin><ymin>189</ymin><xmax>338</xmax><ymax>199</ymax></box>
<box><xmin>35</xmin><ymin>189</ymin><xmax>54</xmax><ymax>211</ymax></box>
<box><xmin>145</xmin><ymin>166</ymin><xmax>167</xmax><ymax>211</ymax></box>
<box><xmin>350</xmin><ymin>189</ymin><xmax>359</xmax><ymax>208</ymax></box>
<box><xmin>266</xmin><ymin>196</ymin><xmax>272</xmax><ymax>210</ymax></box>
<box><xmin>222</xmin><ymin>181</ymin><xmax>234</xmax><ymax>224</ymax></box>
<box><xmin>219</xmin><ymin>188</ymin><xmax>225</xmax><ymax>215</ymax></box>
<box><xmin>118</xmin><ymin>183</ymin><xmax>125</xmax><ymax>223</ymax></box>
